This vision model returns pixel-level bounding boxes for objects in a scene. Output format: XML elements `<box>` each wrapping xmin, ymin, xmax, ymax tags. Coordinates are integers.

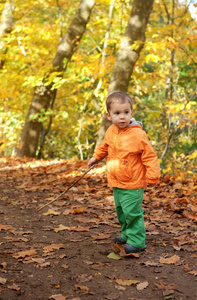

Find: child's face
<box><xmin>106</xmin><ymin>100</ymin><xmax>133</xmax><ymax>129</ymax></box>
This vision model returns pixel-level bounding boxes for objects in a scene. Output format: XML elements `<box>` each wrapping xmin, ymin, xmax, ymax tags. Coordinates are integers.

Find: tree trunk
<box><xmin>0</xmin><ymin>1</ymin><xmax>15</xmax><ymax>69</ymax></box>
<box><xmin>96</xmin><ymin>0</ymin><xmax>154</xmax><ymax>146</ymax></box>
<box><xmin>17</xmin><ymin>0</ymin><xmax>95</xmax><ymax>158</ymax></box>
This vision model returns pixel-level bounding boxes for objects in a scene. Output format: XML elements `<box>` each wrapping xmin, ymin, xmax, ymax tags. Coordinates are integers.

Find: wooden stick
<box><xmin>37</xmin><ymin>165</ymin><xmax>94</xmax><ymax>212</ymax></box>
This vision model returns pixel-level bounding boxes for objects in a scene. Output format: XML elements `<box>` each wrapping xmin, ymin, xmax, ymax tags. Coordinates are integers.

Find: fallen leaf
<box><xmin>114</xmin><ymin>243</ymin><xmax>140</xmax><ymax>258</ymax></box>
<box><xmin>74</xmin><ymin>284</ymin><xmax>91</xmax><ymax>294</ymax></box>
<box><xmin>107</xmin><ymin>252</ymin><xmax>123</xmax><ymax>260</ymax></box>
<box><xmin>43</xmin><ymin>209</ymin><xmax>60</xmax><ymax>216</ymax></box>
<box><xmin>155</xmin><ymin>282</ymin><xmax>178</xmax><ymax>291</ymax></box>
<box><xmin>137</xmin><ymin>281</ymin><xmax>149</xmax><ymax>291</ymax></box>
<box><xmin>49</xmin><ymin>294</ymin><xmax>67</xmax><ymax>300</ymax></box>
<box><xmin>70</xmin><ymin>225</ymin><xmax>90</xmax><ymax>232</ymax></box>
<box><xmin>0</xmin><ymin>277</ymin><xmax>7</xmax><ymax>284</ymax></box>
<box><xmin>0</xmin><ymin>262</ymin><xmax>7</xmax><ymax>271</ymax></box>
<box><xmin>142</xmin><ymin>260</ymin><xmax>159</xmax><ymax>267</ymax></box>
<box><xmin>159</xmin><ymin>255</ymin><xmax>180</xmax><ymax>264</ymax></box>
<box><xmin>91</xmin><ymin>262</ymin><xmax>106</xmax><ymax>270</ymax></box>
<box><xmin>13</xmin><ymin>248</ymin><xmax>37</xmax><ymax>259</ymax></box>
<box><xmin>43</xmin><ymin>244</ymin><xmax>65</xmax><ymax>253</ymax></box>
<box><xmin>163</xmin><ymin>289</ymin><xmax>174</xmax><ymax>296</ymax></box>
<box><xmin>188</xmin><ymin>270</ymin><xmax>197</xmax><ymax>276</ymax></box>
<box><xmin>61</xmin><ymin>264</ymin><xmax>69</xmax><ymax>269</ymax></box>
<box><xmin>31</xmin><ymin>258</ymin><xmax>45</xmax><ymax>264</ymax></box>
<box><xmin>116</xmin><ymin>278</ymin><xmax>140</xmax><ymax>286</ymax></box>
<box><xmin>115</xmin><ymin>285</ymin><xmax>126</xmax><ymax>291</ymax></box>
<box><xmin>83</xmin><ymin>260</ymin><xmax>94</xmax><ymax>265</ymax></box>
<box><xmin>10</xmin><ymin>230</ymin><xmax>33</xmax><ymax>236</ymax></box>
<box><xmin>63</xmin><ymin>209</ymin><xmax>70</xmax><ymax>215</ymax></box>
<box><xmin>77</xmin><ymin>274</ymin><xmax>93</xmax><ymax>282</ymax></box>
<box><xmin>70</xmin><ymin>207</ymin><xmax>85</xmax><ymax>214</ymax></box>
<box><xmin>54</xmin><ymin>224</ymin><xmax>70</xmax><ymax>232</ymax></box>
<box><xmin>8</xmin><ymin>284</ymin><xmax>21</xmax><ymax>291</ymax></box>
<box><xmin>93</xmin><ymin>233</ymin><xmax>110</xmax><ymax>240</ymax></box>
<box><xmin>104</xmin><ymin>292</ymin><xmax>120</xmax><ymax>299</ymax></box>
<box><xmin>0</xmin><ymin>224</ymin><xmax>12</xmax><ymax>231</ymax></box>
<box><xmin>41</xmin><ymin>262</ymin><xmax>51</xmax><ymax>267</ymax></box>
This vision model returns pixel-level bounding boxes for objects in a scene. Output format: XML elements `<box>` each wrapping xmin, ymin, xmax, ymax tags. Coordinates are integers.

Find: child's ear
<box><xmin>106</xmin><ymin>112</ymin><xmax>112</xmax><ymax>121</ymax></box>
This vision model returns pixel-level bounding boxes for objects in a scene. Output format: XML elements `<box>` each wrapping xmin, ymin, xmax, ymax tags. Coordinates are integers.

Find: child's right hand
<box><xmin>88</xmin><ymin>157</ymin><xmax>98</xmax><ymax>167</ymax></box>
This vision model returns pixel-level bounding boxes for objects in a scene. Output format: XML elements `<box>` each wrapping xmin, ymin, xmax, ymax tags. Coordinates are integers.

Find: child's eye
<box><xmin>115</xmin><ymin>112</ymin><xmax>119</xmax><ymax>115</ymax></box>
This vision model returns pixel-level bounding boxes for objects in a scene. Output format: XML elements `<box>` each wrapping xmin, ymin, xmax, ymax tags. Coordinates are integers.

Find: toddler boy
<box><xmin>88</xmin><ymin>91</ymin><xmax>160</xmax><ymax>253</ymax></box>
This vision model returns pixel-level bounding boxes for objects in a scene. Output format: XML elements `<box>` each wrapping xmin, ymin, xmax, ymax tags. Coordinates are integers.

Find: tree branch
<box><xmin>160</xmin><ymin>88</ymin><xmax>197</xmax><ymax>160</ymax></box>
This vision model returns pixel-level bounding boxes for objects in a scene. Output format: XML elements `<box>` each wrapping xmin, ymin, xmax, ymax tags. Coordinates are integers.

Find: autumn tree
<box><xmin>0</xmin><ymin>0</ymin><xmax>196</xmax><ymax>175</ymax></box>
<box><xmin>96</xmin><ymin>0</ymin><xmax>154</xmax><ymax>145</ymax></box>
<box><xmin>17</xmin><ymin>0</ymin><xmax>95</xmax><ymax>158</ymax></box>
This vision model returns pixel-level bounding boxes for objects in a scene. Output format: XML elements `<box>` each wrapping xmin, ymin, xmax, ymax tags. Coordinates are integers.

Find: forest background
<box><xmin>0</xmin><ymin>0</ymin><xmax>197</xmax><ymax>178</ymax></box>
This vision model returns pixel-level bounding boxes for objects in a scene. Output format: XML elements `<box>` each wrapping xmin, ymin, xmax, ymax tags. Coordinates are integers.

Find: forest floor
<box><xmin>0</xmin><ymin>156</ymin><xmax>197</xmax><ymax>300</ymax></box>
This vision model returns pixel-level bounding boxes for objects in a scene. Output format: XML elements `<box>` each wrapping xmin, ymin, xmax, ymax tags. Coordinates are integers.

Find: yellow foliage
<box><xmin>0</xmin><ymin>0</ymin><xmax>196</xmax><ymax>170</ymax></box>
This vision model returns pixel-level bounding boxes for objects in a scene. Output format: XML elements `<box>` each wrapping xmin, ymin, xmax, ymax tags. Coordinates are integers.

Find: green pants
<box><xmin>113</xmin><ymin>187</ymin><xmax>145</xmax><ymax>249</ymax></box>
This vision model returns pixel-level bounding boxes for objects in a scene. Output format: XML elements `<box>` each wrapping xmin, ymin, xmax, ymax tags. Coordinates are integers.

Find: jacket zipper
<box><xmin>115</xmin><ymin>129</ymin><xmax>119</xmax><ymax>156</ymax></box>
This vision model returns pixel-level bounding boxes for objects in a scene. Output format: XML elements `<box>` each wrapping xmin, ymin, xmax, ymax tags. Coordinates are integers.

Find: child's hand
<box><xmin>88</xmin><ymin>157</ymin><xmax>98</xmax><ymax>168</ymax></box>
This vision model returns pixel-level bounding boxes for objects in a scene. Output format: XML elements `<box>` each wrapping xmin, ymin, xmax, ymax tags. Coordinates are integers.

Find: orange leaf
<box><xmin>70</xmin><ymin>207</ymin><xmax>85</xmax><ymax>214</ymax></box>
<box><xmin>114</xmin><ymin>243</ymin><xmax>140</xmax><ymax>258</ymax></box>
<box><xmin>0</xmin><ymin>224</ymin><xmax>12</xmax><ymax>231</ymax></box>
<box><xmin>13</xmin><ymin>248</ymin><xmax>37</xmax><ymax>259</ymax></box>
<box><xmin>92</xmin><ymin>233</ymin><xmax>110</xmax><ymax>240</ymax></box>
<box><xmin>70</xmin><ymin>226</ymin><xmax>90</xmax><ymax>232</ymax></box>
<box><xmin>43</xmin><ymin>244</ymin><xmax>65</xmax><ymax>253</ymax></box>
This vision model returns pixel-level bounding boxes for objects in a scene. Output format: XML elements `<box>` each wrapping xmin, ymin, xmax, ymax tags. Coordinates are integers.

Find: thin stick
<box><xmin>37</xmin><ymin>165</ymin><xmax>94</xmax><ymax>212</ymax></box>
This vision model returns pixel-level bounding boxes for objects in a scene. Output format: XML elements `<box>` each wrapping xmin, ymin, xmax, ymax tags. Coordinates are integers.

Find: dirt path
<box><xmin>0</xmin><ymin>157</ymin><xmax>196</xmax><ymax>300</ymax></box>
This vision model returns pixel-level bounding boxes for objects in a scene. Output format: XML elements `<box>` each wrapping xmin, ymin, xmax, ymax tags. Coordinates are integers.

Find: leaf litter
<box><xmin>0</xmin><ymin>157</ymin><xmax>197</xmax><ymax>299</ymax></box>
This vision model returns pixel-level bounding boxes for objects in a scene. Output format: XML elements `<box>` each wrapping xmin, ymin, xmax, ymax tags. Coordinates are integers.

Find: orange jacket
<box><xmin>93</xmin><ymin>121</ymin><xmax>161</xmax><ymax>189</ymax></box>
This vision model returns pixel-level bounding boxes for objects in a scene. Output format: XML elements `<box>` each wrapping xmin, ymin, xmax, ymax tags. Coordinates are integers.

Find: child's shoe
<box><xmin>124</xmin><ymin>243</ymin><xmax>145</xmax><ymax>253</ymax></box>
<box><xmin>114</xmin><ymin>236</ymin><xmax>126</xmax><ymax>244</ymax></box>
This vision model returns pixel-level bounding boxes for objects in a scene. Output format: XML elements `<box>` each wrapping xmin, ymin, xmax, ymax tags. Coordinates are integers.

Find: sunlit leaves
<box><xmin>0</xmin><ymin>0</ymin><xmax>196</xmax><ymax>169</ymax></box>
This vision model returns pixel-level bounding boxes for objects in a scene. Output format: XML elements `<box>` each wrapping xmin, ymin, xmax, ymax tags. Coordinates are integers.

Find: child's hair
<box><xmin>106</xmin><ymin>91</ymin><xmax>133</xmax><ymax>112</ymax></box>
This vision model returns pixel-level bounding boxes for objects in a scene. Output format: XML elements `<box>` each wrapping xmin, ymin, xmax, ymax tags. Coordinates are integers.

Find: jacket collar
<box><xmin>112</xmin><ymin>120</ymin><xmax>143</xmax><ymax>132</ymax></box>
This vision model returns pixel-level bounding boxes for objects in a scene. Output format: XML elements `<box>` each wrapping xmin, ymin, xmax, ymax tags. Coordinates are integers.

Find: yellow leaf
<box><xmin>43</xmin><ymin>209</ymin><xmax>60</xmax><ymax>216</ymax></box>
<box><xmin>54</xmin><ymin>224</ymin><xmax>70</xmax><ymax>233</ymax></box>
<box><xmin>116</xmin><ymin>278</ymin><xmax>140</xmax><ymax>286</ymax></box>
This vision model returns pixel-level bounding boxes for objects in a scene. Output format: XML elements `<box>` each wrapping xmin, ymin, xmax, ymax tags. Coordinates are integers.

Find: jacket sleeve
<box><xmin>140</xmin><ymin>132</ymin><xmax>161</xmax><ymax>184</ymax></box>
<box><xmin>93</xmin><ymin>131</ymin><xmax>109</xmax><ymax>161</ymax></box>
